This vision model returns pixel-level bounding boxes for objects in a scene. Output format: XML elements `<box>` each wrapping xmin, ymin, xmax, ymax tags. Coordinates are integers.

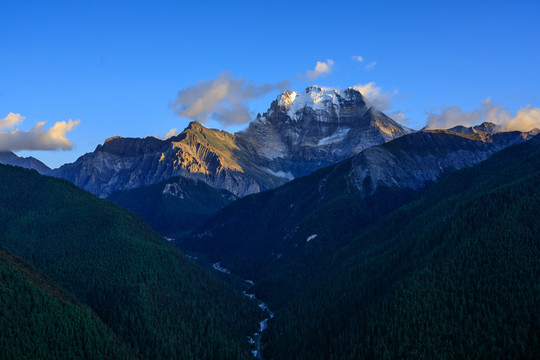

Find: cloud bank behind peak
<box><xmin>425</xmin><ymin>99</ymin><xmax>540</xmax><ymax>132</ymax></box>
<box><xmin>171</xmin><ymin>71</ymin><xmax>290</xmax><ymax>127</ymax></box>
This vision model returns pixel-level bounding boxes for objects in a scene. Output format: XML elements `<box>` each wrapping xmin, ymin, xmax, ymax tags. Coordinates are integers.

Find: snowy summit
<box><xmin>276</xmin><ymin>86</ymin><xmax>361</xmax><ymax>121</ymax></box>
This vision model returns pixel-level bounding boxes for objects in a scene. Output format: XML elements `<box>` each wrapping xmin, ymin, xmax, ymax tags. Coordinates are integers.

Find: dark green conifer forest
<box><xmin>261</xmin><ymin>136</ymin><xmax>540</xmax><ymax>359</ymax></box>
<box><xmin>0</xmin><ymin>248</ymin><xmax>133</xmax><ymax>360</ymax></box>
<box><xmin>108</xmin><ymin>176</ymin><xmax>236</xmax><ymax>238</ymax></box>
<box><xmin>0</xmin><ymin>164</ymin><xmax>261</xmax><ymax>360</ymax></box>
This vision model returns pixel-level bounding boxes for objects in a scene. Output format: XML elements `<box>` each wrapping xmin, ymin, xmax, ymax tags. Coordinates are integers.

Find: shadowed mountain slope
<box><xmin>181</xmin><ymin>129</ymin><xmax>532</xmax><ymax>294</ymax></box>
<box><xmin>108</xmin><ymin>175</ymin><xmax>237</xmax><ymax>238</ymax></box>
<box><xmin>262</xmin><ymin>133</ymin><xmax>540</xmax><ymax>359</ymax></box>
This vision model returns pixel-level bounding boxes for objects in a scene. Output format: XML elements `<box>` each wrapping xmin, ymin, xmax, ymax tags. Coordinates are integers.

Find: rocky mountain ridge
<box><xmin>446</xmin><ymin>121</ymin><xmax>501</xmax><ymax>134</ymax></box>
<box><xmin>0</xmin><ymin>151</ymin><xmax>51</xmax><ymax>175</ymax></box>
<box><xmin>54</xmin><ymin>122</ymin><xmax>285</xmax><ymax>197</ymax></box>
<box><xmin>350</xmin><ymin>129</ymin><xmax>533</xmax><ymax>196</ymax></box>
<box><xmin>54</xmin><ymin>87</ymin><xmax>408</xmax><ymax>197</ymax></box>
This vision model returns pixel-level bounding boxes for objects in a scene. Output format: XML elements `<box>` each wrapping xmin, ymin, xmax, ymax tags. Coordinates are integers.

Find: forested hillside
<box><xmin>108</xmin><ymin>176</ymin><xmax>236</xmax><ymax>237</ymax></box>
<box><xmin>0</xmin><ymin>248</ymin><xmax>134</xmax><ymax>360</ymax></box>
<box><xmin>0</xmin><ymin>164</ymin><xmax>261</xmax><ymax>360</ymax></box>
<box><xmin>262</xmin><ymin>135</ymin><xmax>540</xmax><ymax>359</ymax></box>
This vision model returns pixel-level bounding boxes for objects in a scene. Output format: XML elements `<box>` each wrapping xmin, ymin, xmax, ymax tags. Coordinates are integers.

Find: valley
<box><xmin>4</xmin><ymin>2</ymin><xmax>539</xmax><ymax>359</ymax></box>
<box><xmin>1</xmin><ymin>86</ymin><xmax>539</xmax><ymax>359</ymax></box>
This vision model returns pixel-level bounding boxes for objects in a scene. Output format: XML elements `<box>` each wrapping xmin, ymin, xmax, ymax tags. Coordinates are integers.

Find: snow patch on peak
<box><xmin>279</xmin><ymin>171</ymin><xmax>294</xmax><ymax>180</ymax></box>
<box><xmin>306</xmin><ymin>234</ymin><xmax>318</xmax><ymax>242</ymax></box>
<box><xmin>317</xmin><ymin>128</ymin><xmax>351</xmax><ymax>146</ymax></box>
<box><xmin>278</xmin><ymin>90</ymin><xmax>298</xmax><ymax>107</ymax></box>
<box><xmin>163</xmin><ymin>183</ymin><xmax>185</xmax><ymax>199</ymax></box>
<box><xmin>278</xmin><ymin>87</ymin><xmax>342</xmax><ymax>120</ymax></box>
<box><xmin>275</xmin><ymin>86</ymin><xmax>368</xmax><ymax>120</ymax></box>
<box><xmin>212</xmin><ymin>262</ymin><xmax>230</xmax><ymax>274</ymax></box>
<box><xmin>305</xmin><ymin>85</ymin><xmax>338</xmax><ymax>93</ymax></box>
<box><xmin>264</xmin><ymin>168</ymin><xmax>295</xmax><ymax>180</ymax></box>
<box><xmin>302</xmin><ymin>86</ymin><xmax>341</xmax><ymax>103</ymax></box>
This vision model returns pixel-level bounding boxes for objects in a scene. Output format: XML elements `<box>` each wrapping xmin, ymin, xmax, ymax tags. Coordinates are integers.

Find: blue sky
<box><xmin>1</xmin><ymin>0</ymin><xmax>539</xmax><ymax>168</ymax></box>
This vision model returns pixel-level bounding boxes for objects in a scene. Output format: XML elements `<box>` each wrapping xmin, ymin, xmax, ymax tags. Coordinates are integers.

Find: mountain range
<box><xmin>52</xmin><ymin>87</ymin><xmax>409</xmax><ymax>198</ymax></box>
<box><xmin>2</xmin><ymin>85</ymin><xmax>540</xmax><ymax>359</ymax></box>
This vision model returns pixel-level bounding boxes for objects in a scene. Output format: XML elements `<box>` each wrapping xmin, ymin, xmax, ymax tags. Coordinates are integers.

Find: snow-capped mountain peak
<box><xmin>240</xmin><ymin>86</ymin><xmax>409</xmax><ymax>178</ymax></box>
<box><xmin>276</xmin><ymin>86</ymin><xmax>346</xmax><ymax>120</ymax></box>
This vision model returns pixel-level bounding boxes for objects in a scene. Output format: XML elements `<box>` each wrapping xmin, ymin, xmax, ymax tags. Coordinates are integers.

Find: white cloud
<box><xmin>353</xmin><ymin>82</ymin><xmax>393</xmax><ymax>111</ymax></box>
<box><xmin>163</xmin><ymin>128</ymin><xmax>179</xmax><ymax>140</ymax></box>
<box><xmin>425</xmin><ymin>98</ymin><xmax>540</xmax><ymax>132</ymax></box>
<box><xmin>0</xmin><ymin>113</ymin><xmax>25</xmax><ymax>130</ymax></box>
<box><xmin>171</xmin><ymin>71</ymin><xmax>290</xmax><ymax>126</ymax></box>
<box><xmin>502</xmin><ymin>106</ymin><xmax>540</xmax><ymax>132</ymax></box>
<box><xmin>352</xmin><ymin>55</ymin><xmax>364</xmax><ymax>63</ymax></box>
<box><xmin>365</xmin><ymin>61</ymin><xmax>377</xmax><ymax>70</ymax></box>
<box><xmin>389</xmin><ymin>110</ymin><xmax>408</xmax><ymax>124</ymax></box>
<box><xmin>0</xmin><ymin>116</ymin><xmax>80</xmax><ymax>152</ymax></box>
<box><xmin>352</xmin><ymin>82</ymin><xmax>408</xmax><ymax>125</ymax></box>
<box><xmin>306</xmin><ymin>59</ymin><xmax>334</xmax><ymax>79</ymax></box>
<box><xmin>425</xmin><ymin>106</ymin><xmax>484</xmax><ymax>130</ymax></box>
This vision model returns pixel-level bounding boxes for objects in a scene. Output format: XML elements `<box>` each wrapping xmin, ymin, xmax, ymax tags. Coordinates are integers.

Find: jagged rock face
<box><xmin>350</xmin><ymin>130</ymin><xmax>533</xmax><ymax>196</ymax></box>
<box><xmin>0</xmin><ymin>152</ymin><xmax>51</xmax><ymax>175</ymax></box>
<box><xmin>54</xmin><ymin>122</ymin><xmax>287</xmax><ymax>198</ymax></box>
<box><xmin>238</xmin><ymin>86</ymin><xmax>409</xmax><ymax>177</ymax></box>
<box><xmin>442</xmin><ymin>122</ymin><xmax>540</xmax><ymax>136</ymax></box>
<box><xmin>446</xmin><ymin>122</ymin><xmax>501</xmax><ymax>134</ymax></box>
